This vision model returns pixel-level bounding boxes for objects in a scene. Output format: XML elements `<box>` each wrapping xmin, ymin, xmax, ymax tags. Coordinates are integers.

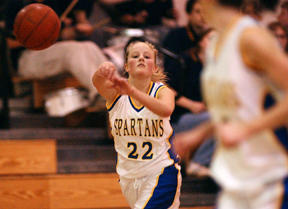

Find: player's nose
<box><xmin>138</xmin><ymin>55</ymin><xmax>144</xmax><ymax>61</ymax></box>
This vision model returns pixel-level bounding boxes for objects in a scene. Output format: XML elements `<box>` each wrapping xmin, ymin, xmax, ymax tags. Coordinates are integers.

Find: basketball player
<box><xmin>92</xmin><ymin>40</ymin><xmax>181</xmax><ymax>209</ymax></box>
<box><xmin>174</xmin><ymin>0</ymin><xmax>288</xmax><ymax>208</ymax></box>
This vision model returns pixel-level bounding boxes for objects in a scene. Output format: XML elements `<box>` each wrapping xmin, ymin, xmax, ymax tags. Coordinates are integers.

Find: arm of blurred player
<box><xmin>173</xmin><ymin>121</ymin><xmax>214</xmax><ymax>158</ymax></box>
<box><xmin>175</xmin><ymin>95</ymin><xmax>206</xmax><ymax>113</ymax></box>
<box><xmin>216</xmin><ymin>27</ymin><xmax>288</xmax><ymax>147</ymax></box>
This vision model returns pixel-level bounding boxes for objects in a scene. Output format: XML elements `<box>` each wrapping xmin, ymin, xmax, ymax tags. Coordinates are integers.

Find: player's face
<box><xmin>125</xmin><ymin>42</ymin><xmax>156</xmax><ymax>78</ymax></box>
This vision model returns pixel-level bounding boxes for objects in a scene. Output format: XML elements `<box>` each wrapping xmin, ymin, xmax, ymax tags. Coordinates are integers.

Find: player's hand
<box><xmin>216</xmin><ymin>122</ymin><xmax>250</xmax><ymax>147</ymax></box>
<box><xmin>111</xmin><ymin>74</ymin><xmax>133</xmax><ymax>95</ymax></box>
<box><xmin>98</xmin><ymin>62</ymin><xmax>117</xmax><ymax>80</ymax></box>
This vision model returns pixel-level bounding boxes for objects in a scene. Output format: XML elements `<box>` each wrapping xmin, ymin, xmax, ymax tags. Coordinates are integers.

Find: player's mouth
<box><xmin>137</xmin><ymin>63</ymin><xmax>145</xmax><ymax>67</ymax></box>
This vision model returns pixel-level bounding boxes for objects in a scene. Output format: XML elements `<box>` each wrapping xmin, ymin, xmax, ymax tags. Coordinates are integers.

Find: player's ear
<box><xmin>124</xmin><ymin>63</ymin><xmax>129</xmax><ymax>72</ymax></box>
<box><xmin>152</xmin><ymin>65</ymin><xmax>158</xmax><ymax>73</ymax></box>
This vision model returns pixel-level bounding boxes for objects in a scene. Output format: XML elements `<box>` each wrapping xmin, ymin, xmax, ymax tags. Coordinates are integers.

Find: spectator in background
<box><xmin>162</xmin><ymin>0</ymin><xmax>207</xmax><ymax>57</ymax></box>
<box><xmin>111</xmin><ymin>0</ymin><xmax>176</xmax><ymax>28</ymax></box>
<box><xmin>278</xmin><ymin>1</ymin><xmax>288</xmax><ymax>31</ymax></box>
<box><xmin>161</xmin><ymin>0</ymin><xmax>210</xmax><ymax>177</ymax></box>
<box><xmin>5</xmin><ymin>0</ymin><xmax>108</xmax><ymax>104</ymax></box>
<box><xmin>60</xmin><ymin>0</ymin><xmax>95</xmax><ymax>41</ymax></box>
<box><xmin>169</xmin><ymin>29</ymin><xmax>216</xmax><ymax>177</ymax></box>
<box><xmin>5</xmin><ymin>0</ymin><xmax>61</xmax><ymax>71</ymax></box>
<box><xmin>0</xmin><ymin>0</ymin><xmax>14</xmax><ymax>128</ymax></box>
<box><xmin>162</xmin><ymin>0</ymin><xmax>207</xmax><ymax>124</ymax></box>
<box><xmin>166</xmin><ymin>29</ymin><xmax>214</xmax><ymax>130</ymax></box>
<box><xmin>268</xmin><ymin>21</ymin><xmax>288</xmax><ymax>52</ymax></box>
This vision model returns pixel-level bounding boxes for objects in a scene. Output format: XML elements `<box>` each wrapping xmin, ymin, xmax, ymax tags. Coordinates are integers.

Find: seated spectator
<box><xmin>166</xmin><ymin>30</ymin><xmax>214</xmax><ymax>128</ymax></box>
<box><xmin>60</xmin><ymin>0</ymin><xmax>95</xmax><ymax>41</ymax></box>
<box><xmin>162</xmin><ymin>0</ymin><xmax>207</xmax><ymax>124</ymax></box>
<box><xmin>111</xmin><ymin>0</ymin><xmax>176</xmax><ymax>28</ymax></box>
<box><xmin>5</xmin><ymin>0</ymin><xmax>108</xmax><ymax>103</ymax></box>
<box><xmin>168</xmin><ymin>29</ymin><xmax>216</xmax><ymax>177</ymax></box>
<box><xmin>0</xmin><ymin>0</ymin><xmax>14</xmax><ymax>128</ymax></box>
<box><xmin>278</xmin><ymin>1</ymin><xmax>288</xmax><ymax>31</ymax></box>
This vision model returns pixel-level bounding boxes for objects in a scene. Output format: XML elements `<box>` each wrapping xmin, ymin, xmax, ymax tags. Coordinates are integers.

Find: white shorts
<box><xmin>119</xmin><ymin>164</ymin><xmax>181</xmax><ymax>209</ymax></box>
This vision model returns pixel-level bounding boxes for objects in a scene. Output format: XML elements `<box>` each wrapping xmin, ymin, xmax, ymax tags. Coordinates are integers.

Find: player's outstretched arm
<box><xmin>111</xmin><ymin>75</ymin><xmax>175</xmax><ymax>117</ymax></box>
<box><xmin>175</xmin><ymin>96</ymin><xmax>206</xmax><ymax>113</ymax></box>
<box><xmin>131</xmin><ymin>86</ymin><xmax>175</xmax><ymax>118</ymax></box>
<box><xmin>92</xmin><ymin>61</ymin><xmax>118</xmax><ymax>103</ymax></box>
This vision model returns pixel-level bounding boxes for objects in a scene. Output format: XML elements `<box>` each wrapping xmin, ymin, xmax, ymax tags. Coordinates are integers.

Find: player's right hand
<box><xmin>98</xmin><ymin>61</ymin><xmax>117</xmax><ymax>80</ymax></box>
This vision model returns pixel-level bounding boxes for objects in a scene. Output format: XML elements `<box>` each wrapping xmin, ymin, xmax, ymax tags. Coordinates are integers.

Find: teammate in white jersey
<box><xmin>92</xmin><ymin>39</ymin><xmax>181</xmax><ymax>209</ymax></box>
<box><xmin>174</xmin><ymin>0</ymin><xmax>288</xmax><ymax>208</ymax></box>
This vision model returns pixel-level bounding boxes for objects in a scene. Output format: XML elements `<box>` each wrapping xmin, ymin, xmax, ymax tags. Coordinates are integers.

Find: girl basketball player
<box><xmin>174</xmin><ymin>0</ymin><xmax>288</xmax><ymax>208</ymax></box>
<box><xmin>92</xmin><ymin>40</ymin><xmax>181</xmax><ymax>209</ymax></box>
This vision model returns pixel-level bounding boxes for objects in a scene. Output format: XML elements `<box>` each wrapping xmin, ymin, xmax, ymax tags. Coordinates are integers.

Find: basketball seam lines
<box><xmin>23</xmin><ymin>8</ymin><xmax>52</xmax><ymax>46</ymax></box>
<box><xmin>14</xmin><ymin>6</ymin><xmax>38</xmax><ymax>38</ymax></box>
<box><xmin>31</xmin><ymin>17</ymin><xmax>59</xmax><ymax>49</ymax></box>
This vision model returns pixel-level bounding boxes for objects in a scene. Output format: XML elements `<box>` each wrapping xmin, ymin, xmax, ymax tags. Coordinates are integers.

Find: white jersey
<box><xmin>107</xmin><ymin>82</ymin><xmax>177</xmax><ymax>179</ymax></box>
<box><xmin>202</xmin><ymin>16</ymin><xmax>288</xmax><ymax>193</ymax></box>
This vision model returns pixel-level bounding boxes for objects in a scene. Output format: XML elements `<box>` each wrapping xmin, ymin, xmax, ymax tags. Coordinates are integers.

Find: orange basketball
<box><xmin>13</xmin><ymin>3</ymin><xmax>61</xmax><ymax>50</ymax></box>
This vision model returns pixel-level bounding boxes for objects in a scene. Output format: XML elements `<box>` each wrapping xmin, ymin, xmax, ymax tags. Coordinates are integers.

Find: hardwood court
<box><xmin>0</xmin><ymin>139</ymin><xmax>57</xmax><ymax>174</ymax></box>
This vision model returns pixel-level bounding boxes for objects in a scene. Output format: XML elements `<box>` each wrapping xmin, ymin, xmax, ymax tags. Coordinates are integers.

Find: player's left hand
<box><xmin>110</xmin><ymin>74</ymin><xmax>133</xmax><ymax>95</ymax></box>
<box><xmin>216</xmin><ymin>122</ymin><xmax>251</xmax><ymax>147</ymax></box>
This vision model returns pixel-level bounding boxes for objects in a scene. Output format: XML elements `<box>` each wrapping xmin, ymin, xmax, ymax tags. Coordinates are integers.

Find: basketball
<box><xmin>13</xmin><ymin>3</ymin><xmax>61</xmax><ymax>50</ymax></box>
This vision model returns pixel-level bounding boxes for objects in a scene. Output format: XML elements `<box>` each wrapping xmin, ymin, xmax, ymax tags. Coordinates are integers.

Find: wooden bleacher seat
<box><xmin>0</xmin><ymin>139</ymin><xmax>57</xmax><ymax>175</ymax></box>
<box><xmin>12</xmin><ymin>74</ymin><xmax>82</xmax><ymax>109</ymax></box>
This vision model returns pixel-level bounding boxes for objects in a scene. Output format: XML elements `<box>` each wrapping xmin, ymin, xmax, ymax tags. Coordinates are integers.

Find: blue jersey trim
<box><xmin>107</xmin><ymin>95</ymin><xmax>121</xmax><ymax>112</ymax></box>
<box><xmin>153</xmin><ymin>85</ymin><xmax>165</xmax><ymax>98</ymax></box>
<box><xmin>129</xmin><ymin>96</ymin><xmax>145</xmax><ymax>112</ymax></box>
<box><xmin>144</xmin><ymin>165</ymin><xmax>179</xmax><ymax>209</ymax></box>
<box><xmin>129</xmin><ymin>82</ymin><xmax>155</xmax><ymax>112</ymax></box>
<box><xmin>281</xmin><ymin>176</ymin><xmax>288</xmax><ymax>209</ymax></box>
<box><xmin>168</xmin><ymin>131</ymin><xmax>180</xmax><ymax>163</ymax></box>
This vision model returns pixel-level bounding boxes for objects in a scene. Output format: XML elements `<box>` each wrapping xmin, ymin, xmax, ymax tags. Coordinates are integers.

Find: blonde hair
<box><xmin>124</xmin><ymin>40</ymin><xmax>167</xmax><ymax>84</ymax></box>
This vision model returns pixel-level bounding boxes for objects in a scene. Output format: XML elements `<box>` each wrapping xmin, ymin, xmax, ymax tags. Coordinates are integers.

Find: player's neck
<box><xmin>129</xmin><ymin>78</ymin><xmax>152</xmax><ymax>94</ymax></box>
<box><xmin>210</xmin><ymin>8</ymin><xmax>242</xmax><ymax>34</ymax></box>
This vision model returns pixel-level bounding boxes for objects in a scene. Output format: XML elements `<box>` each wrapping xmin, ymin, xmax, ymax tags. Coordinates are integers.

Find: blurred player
<box><xmin>174</xmin><ymin>0</ymin><xmax>288</xmax><ymax>208</ymax></box>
